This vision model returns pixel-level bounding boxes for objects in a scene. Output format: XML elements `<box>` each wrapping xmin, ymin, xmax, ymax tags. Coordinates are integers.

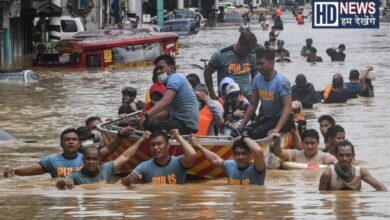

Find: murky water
<box><xmin>0</xmin><ymin>12</ymin><xmax>390</xmax><ymax>218</ymax></box>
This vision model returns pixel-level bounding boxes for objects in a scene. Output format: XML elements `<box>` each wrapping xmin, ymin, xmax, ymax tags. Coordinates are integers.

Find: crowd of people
<box><xmin>2</xmin><ymin>10</ymin><xmax>386</xmax><ymax>192</ymax></box>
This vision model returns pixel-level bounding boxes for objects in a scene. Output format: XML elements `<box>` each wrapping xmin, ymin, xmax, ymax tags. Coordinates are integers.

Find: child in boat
<box><xmin>142</xmin><ymin>82</ymin><xmax>166</xmax><ymax>113</ymax></box>
<box><xmin>223</xmin><ymin>83</ymin><xmax>249</xmax><ymax>137</ymax></box>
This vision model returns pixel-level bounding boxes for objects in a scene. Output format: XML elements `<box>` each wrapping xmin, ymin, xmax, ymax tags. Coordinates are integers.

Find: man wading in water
<box><xmin>3</xmin><ymin>127</ymin><xmax>133</xmax><ymax>178</ymax></box>
<box><xmin>319</xmin><ymin>140</ymin><xmax>387</xmax><ymax>191</ymax></box>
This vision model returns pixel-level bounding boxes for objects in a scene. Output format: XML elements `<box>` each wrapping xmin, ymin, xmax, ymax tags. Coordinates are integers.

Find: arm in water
<box><xmin>361</xmin><ymin>168</ymin><xmax>387</xmax><ymax>191</ymax></box>
<box><xmin>3</xmin><ymin>163</ymin><xmax>45</xmax><ymax>178</ymax></box>
<box><xmin>319</xmin><ymin>167</ymin><xmax>332</xmax><ymax>191</ymax></box>
<box><xmin>56</xmin><ymin>179</ymin><xmax>75</xmax><ymax>190</ymax></box>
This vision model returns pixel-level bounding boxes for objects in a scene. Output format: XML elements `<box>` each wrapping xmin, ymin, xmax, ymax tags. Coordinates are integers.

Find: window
<box><xmin>61</xmin><ymin>20</ymin><xmax>78</xmax><ymax>32</ymax></box>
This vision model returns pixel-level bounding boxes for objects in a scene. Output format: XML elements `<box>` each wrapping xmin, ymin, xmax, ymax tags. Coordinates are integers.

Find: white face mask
<box><xmin>158</xmin><ymin>73</ymin><xmax>168</xmax><ymax>84</ymax></box>
<box><xmin>81</xmin><ymin>139</ymin><xmax>95</xmax><ymax>149</ymax></box>
<box><xmin>91</xmin><ymin>130</ymin><xmax>102</xmax><ymax>143</ymax></box>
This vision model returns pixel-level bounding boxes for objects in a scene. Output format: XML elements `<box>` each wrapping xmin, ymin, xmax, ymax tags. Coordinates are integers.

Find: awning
<box><xmin>36</xmin><ymin>2</ymin><xmax>62</xmax><ymax>17</ymax></box>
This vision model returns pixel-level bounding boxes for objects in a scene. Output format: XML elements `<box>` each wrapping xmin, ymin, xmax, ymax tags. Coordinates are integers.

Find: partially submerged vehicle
<box><xmin>160</xmin><ymin>19</ymin><xmax>199</xmax><ymax>35</ymax></box>
<box><xmin>97</xmin><ymin>112</ymin><xmax>293</xmax><ymax>179</ymax></box>
<box><xmin>173</xmin><ymin>9</ymin><xmax>207</xmax><ymax>27</ymax></box>
<box><xmin>33</xmin><ymin>30</ymin><xmax>179</xmax><ymax>68</ymax></box>
<box><xmin>0</xmin><ymin>70</ymin><xmax>39</xmax><ymax>83</ymax></box>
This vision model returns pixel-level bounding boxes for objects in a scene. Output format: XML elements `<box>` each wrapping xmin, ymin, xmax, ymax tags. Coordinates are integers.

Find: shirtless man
<box><xmin>272</xmin><ymin>129</ymin><xmax>336</xmax><ymax>165</ymax></box>
<box><xmin>319</xmin><ymin>140</ymin><xmax>387</xmax><ymax>191</ymax></box>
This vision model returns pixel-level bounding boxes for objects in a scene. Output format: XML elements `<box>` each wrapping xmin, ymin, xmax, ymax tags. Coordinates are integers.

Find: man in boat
<box><xmin>324</xmin><ymin>125</ymin><xmax>345</xmax><ymax>156</ymax></box>
<box><xmin>318</xmin><ymin>115</ymin><xmax>336</xmax><ymax>145</ymax></box>
<box><xmin>326</xmin><ymin>44</ymin><xmax>346</xmax><ymax>61</ymax></box>
<box><xmin>85</xmin><ymin>116</ymin><xmax>102</xmax><ymax>131</ymax></box>
<box><xmin>143</xmin><ymin>55</ymin><xmax>199</xmax><ymax>135</ymax></box>
<box><xmin>56</xmin><ymin>131</ymin><xmax>151</xmax><ymax>189</ymax></box>
<box><xmin>191</xmin><ymin>135</ymin><xmax>266</xmax><ymax>185</ymax></box>
<box><xmin>118</xmin><ymin>86</ymin><xmax>145</xmax><ymax>116</ymax></box>
<box><xmin>272</xmin><ymin>129</ymin><xmax>337</xmax><ymax>166</ymax></box>
<box><xmin>3</xmin><ymin>127</ymin><xmax>134</xmax><ymax>178</ymax></box>
<box><xmin>76</xmin><ymin>126</ymin><xmax>101</xmax><ymax>151</ymax></box>
<box><xmin>203</xmin><ymin>31</ymin><xmax>258</xmax><ymax>100</ymax></box>
<box><xmin>240</xmin><ymin>50</ymin><xmax>294</xmax><ymax>139</ymax></box>
<box><xmin>319</xmin><ymin>140</ymin><xmax>387</xmax><ymax>191</ymax></box>
<box><xmin>121</xmin><ymin>129</ymin><xmax>196</xmax><ymax>185</ymax></box>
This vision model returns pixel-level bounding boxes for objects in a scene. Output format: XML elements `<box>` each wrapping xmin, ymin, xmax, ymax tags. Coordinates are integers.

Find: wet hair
<box><xmin>256</xmin><ymin>50</ymin><xmax>275</xmax><ymax>61</ymax></box>
<box><xmin>85</xmin><ymin>116</ymin><xmax>102</xmax><ymax>127</ymax></box>
<box><xmin>338</xmin><ymin>44</ymin><xmax>346</xmax><ymax>50</ymax></box>
<box><xmin>83</xmin><ymin>146</ymin><xmax>101</xmax><ymax>158</ymax></box>
<box><xmin>61</xmin><ymin>128</ymin><xmax>78</xmax><ymax>142</ymax></box>
<box><xmin>306</xmin><ymin>38</ymin><xmax>313</xmax><ymax>43</ymax></box>
<box><xmin>153</xmin><ymin>54</ymin><xmax>176</xmax><ymax>69</ymax></box>
<box><xmin>335</xmin><ymin>140</ymin><xmax>355</xmax><ymax>156</ymax></box>
<box><xmin>301</xmin><ymin>129</ymin><xmax>320</xmax><ymax>141</ymax></box>
<box><xmin>232</xmin><ymin>139</ymin><xmax>250</xmax><ymax>153</ymax></box>
<box><xmin>326</xmin><ymin>125</ymin><xmax>345</xmax><ymax>139</ymax></box>
<box><xmin>238</xmin><ymin>31</ymin><xmax>257</xmax><ymax>46</ymax></box>
<box><xmin>318</xmin><ymin>115</ymin><xmax>336</xmax><ymax>125</ymax></box>
<box><xmin>349</xmin><ymin>69</ymin><xmax>360</xmax><ymax>80</ymax></box>
<box><xmin>149</xmin><ymin>131</ymin><xmax>169</xmax><ymax>144</ymax></box>
<box><xmin>186</xmin><ymin>74</ymin><xmax>201</xmax><ymax>88</ymax></box>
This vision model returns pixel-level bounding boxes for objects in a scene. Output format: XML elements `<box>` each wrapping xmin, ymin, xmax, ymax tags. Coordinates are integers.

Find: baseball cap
<box><xmin>226</xmin><ymin>83</ymin><xmax>241</xmax><ymax>95</ymax></box>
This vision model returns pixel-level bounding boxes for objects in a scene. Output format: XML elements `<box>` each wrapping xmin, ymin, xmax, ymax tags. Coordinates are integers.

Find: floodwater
<box><xmin>1</xmin><ymin>11</ymin><xmax>390</xmax><ymax>219</ymax></box>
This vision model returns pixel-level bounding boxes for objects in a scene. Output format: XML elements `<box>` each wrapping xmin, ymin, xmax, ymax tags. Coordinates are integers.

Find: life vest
<box><xmin>297</xmin><ymin>14</ymin><xmax>304</xmax><ymax>24</ymax></box>
<box><xmin>294</xmin><ymin>113</ymin><xmax>305</xmax><ymax>122</ymax></box>
<box><xmin>322</xmin><ymin>84</ymin><xmax>333</xmax><ymax>101</ymax></box>
<box><xmin>276</xmin><ymin>8</ymin><xmax>283</xmax><ymax>16</ymax></box>
<box><xmin>197</xmin><ymin>105</ymin><xmax>213</xmax><ymax>136</ymax></box>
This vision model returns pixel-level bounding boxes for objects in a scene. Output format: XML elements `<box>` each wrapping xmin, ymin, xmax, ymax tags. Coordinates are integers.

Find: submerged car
<box><xmin>173</xmin><ymin>9</ymin><xmax>206</xmax><ymax>27</ymax></box>
<box><xmin>0</xmin><ymin>70</ymin><xmax>39</xmax><ymax>83</ymax></box>
<box><xmin>160</xmin><ymin>19</ymin><xmax>199</xmax><ymax>35</ymax></box>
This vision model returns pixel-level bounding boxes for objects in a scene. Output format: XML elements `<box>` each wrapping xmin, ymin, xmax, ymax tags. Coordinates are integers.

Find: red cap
<box><xmin>150</xmin><ymin>82</ymin><xmax>166</xmax><ymax>95</ymax></box>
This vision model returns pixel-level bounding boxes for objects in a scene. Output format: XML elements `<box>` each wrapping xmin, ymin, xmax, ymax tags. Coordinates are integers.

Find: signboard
<box><xmin>67</xmin><ymin>0</ymin><xmax>94</xmax><ymax>18</ymax></box>
<box><xmin>104</xmin><ymin>49</ymin><xmax>112</xmax><ymax>63</ymax></box>
<box><xmin>312</xmin><ymin>0</ymin><xmax>380</xmax><ymax>28</ymax></box>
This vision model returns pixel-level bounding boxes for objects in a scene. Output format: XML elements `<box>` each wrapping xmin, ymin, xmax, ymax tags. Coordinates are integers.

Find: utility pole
<box><xmin>157</xmin><ymin>0</ymin><xmax>164</xmax><ymax>27</ymax></box>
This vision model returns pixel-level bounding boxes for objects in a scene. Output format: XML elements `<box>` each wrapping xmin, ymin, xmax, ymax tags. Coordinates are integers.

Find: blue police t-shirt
<box><xmin>132</xmin><ymin>156</ymin><xmax>187</xmax><ymax>184</ymax></box>
<box><xmin>66</xmin><ymin>161</ymin><xmax>115</xmax><ymax>185</ymax></box>
<box><xmin>222</xmin><ymin>160</ymin><xmax>266</xmax><ymax>185</ymax></box>
<box><xmin>251</xmin><ymin>71</ymin><xmax>291</xmax><ymax>118</ymax></box>
<box><xmin>209</xmin><ymin>46</ymin><xmax>257</xmax><ymax>96</ymax></box>
<box><xmin>39</xmin><ymin>152</ymin><xmax>84</xmax><ymax>178</ymax></box>
<box><xmin>166</xmin><ymin>73</ymin><xmax>199</xmax><ymax>131</ymax></box>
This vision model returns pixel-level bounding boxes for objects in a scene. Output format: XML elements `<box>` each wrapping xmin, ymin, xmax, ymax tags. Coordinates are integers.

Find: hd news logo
<box><xmin>312</xmin><ymin>0</ymin><xmax>380</xmax><ymax>28</ymax></box>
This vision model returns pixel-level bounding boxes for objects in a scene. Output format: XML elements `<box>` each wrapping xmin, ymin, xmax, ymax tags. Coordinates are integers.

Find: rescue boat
<box><xmin>97</xmin><ymin>112</ymin><xmax>293</xmax><ymax>179</ymax></box>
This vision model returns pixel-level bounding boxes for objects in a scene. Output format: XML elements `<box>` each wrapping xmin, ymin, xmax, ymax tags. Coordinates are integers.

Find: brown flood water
<box><xmin>0</xmin><ymin>12</ymin><xmax>390</xmax><ymax>218</ymax></box>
